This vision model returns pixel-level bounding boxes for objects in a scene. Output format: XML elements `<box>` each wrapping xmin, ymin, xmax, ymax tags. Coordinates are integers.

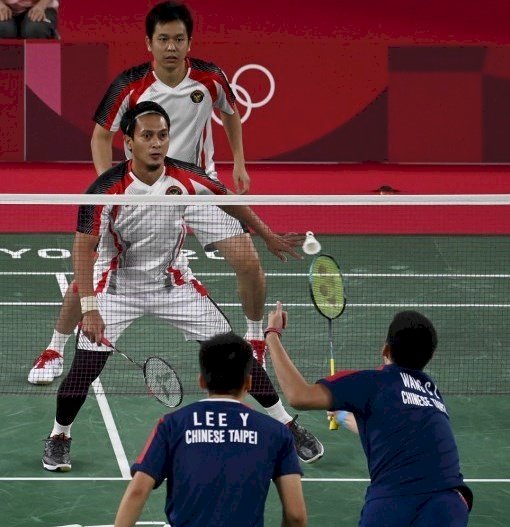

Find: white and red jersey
<box><xmin>77</xmin><ymin>158</ymin><xmax>226</xmax><ymax>295</ymax></box>
<box><xmin>93</xmin><ymin>58</ymin><xmax>236</xmax><ymax>175</ymax></box>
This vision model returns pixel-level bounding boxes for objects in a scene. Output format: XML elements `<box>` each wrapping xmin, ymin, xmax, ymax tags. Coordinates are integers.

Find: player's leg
<box><xmin>158</xmin><ymin>283</ymin><xmax>324</xmax><ymax>463</ymax></box>
<box><xmin>214</xmin><ymin>234</ymin><xmax>268</xmax><ymax>364</ymax></box>
<box><xmin>42</xmin><ymin>293</ymin><xmax>139</xmax><ymax>471</ymax></box>
<box><xmin>29</xmin><ymin>281</ymin><xmax>81</xmax><ymax>385</ymax></box>
<box><xmin>184</xmin><ymin>204</ymin><xmax>268</xmax><ymax>367</ymax></box>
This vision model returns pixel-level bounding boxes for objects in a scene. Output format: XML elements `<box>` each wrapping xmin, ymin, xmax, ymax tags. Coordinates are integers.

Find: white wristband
<box><xmin>80</xmin><ymin>295</ymin><xmax>99</xmax><ymax>314</ymax></box>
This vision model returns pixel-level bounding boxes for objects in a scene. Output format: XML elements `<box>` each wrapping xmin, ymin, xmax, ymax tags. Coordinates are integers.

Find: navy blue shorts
<box><xmin>359</xmin><ymin>489</ymin><xmax>471</xmax><ymax>527</ymax></box>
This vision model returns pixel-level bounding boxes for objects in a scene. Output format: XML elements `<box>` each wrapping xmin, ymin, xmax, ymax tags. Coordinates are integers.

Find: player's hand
<box><xmin>27</xmin><ymin>4</ymin><xmax>46</xmax><ymax>22</ymax></box>
<box><xmin>232</xmin><ymin>164</ymin><xmax>250</xmax><ymax>194</ymax></box>
<box><xmin>81</xmin><ymin>311</ymin><xmax>105</xmax><ymax>346</ymax></box>
<box><xmin>267</xmin><ymin>301</ymin><xmax>288</xmax><ymax>331</ymax></box>
<box><xmin>264</xmin><ymin>233</ymin><xmax>305</xmax><ymax>262</ymax></box>
<box><xmin>0</xmin><ymin>3</ymin><xmax>12</xmax><ymax>21</ymax></box>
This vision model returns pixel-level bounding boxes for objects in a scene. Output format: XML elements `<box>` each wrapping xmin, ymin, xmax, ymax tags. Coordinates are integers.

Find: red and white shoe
<box><xmin>249</xmin><ymin>339</ymin><xmax>267</xmax><ymax>370</ymax></box>
<box><xmin>28</xmin><ymin>349</ymin><xmax>64</xmax><ymax>385</ymax></box>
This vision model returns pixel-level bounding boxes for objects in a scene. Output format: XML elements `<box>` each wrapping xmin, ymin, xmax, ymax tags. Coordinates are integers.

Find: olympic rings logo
<box><xmin>212</xmin><ymin>64</ymin><xmax>275</xmax><ymax>125</ymax></box>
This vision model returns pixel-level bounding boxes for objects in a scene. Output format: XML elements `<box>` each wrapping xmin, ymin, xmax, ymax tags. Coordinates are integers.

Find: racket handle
<box><xmin>328</xmin><ymin>358</ymin><xmax>339</xmax><ymax>429</ymax></box>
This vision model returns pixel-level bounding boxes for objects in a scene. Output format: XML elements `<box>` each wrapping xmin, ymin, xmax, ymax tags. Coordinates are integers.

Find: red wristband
<box><xmin>264</xmin><ymin>327</ymin><xmax>282</xmax><ymax>339</ymax></box>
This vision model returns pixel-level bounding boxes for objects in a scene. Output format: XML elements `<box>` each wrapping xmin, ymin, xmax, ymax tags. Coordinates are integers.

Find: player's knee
<box><xmin>233</xmin><ymin>254</ymin><xmax>263</xmax><ymax>278</ymax></box>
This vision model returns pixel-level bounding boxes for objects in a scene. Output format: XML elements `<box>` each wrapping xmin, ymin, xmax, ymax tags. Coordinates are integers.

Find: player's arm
<box><xmin>114</xmin><ymin>471</ymin><xmax>155</xmax><ymax>527</ymax></box>
<box><xmin>219</xmin><ymin>200</ymin><xmax>303</xmax><ymax>262</ymax></box>
<box><xmin>220</xmin><ymin>106</ymin><xmax>250</xmax><ymax>194</ymax></box>
<box><xmin>274</xmin><ymin>474</ymin><xmax>307</xmax><ymax>527</ymax></box>
<box><xmin>266</xmin><ymin>302</ymin><xmax>332</xmax><ymax>409</ymax></box>
<box><xmin>72</xmin><ymin>231</ymin><xmax>104</xmax><ymax>345</ymax></box>
<box><xmin>91</xmin><ymin>123</ymin><xmax>116</xmax><ymax>176</ymax></box>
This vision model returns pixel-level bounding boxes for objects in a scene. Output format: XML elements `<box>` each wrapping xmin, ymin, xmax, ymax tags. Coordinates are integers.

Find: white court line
<box><xmin>54</xmin><ymin>274</ymin><xmax>131</xmax><ymax>480</ymax></box>
<box><xmin>1</xmin><ymin>477</ymin><xmax>508</xmax><ymax>482</ymax></box>
<box><xmin>91</xmin><ymin>382</ymin><xmax>131</xmax><ymax>480</ymax></box>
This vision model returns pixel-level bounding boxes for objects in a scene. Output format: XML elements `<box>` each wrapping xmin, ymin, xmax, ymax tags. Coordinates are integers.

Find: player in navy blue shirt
<box><xmin>114</xmin><ymin>332</ymin><xmax>307</xmax><ymax>527</ymax></box>
<box><xmin>265</xmin><ymin>302</ymin><xmax>473</xmax><ymax>527</ymax></box>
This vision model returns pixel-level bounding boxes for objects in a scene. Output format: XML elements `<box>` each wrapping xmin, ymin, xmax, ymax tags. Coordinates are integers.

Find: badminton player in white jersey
<box><xmin>41</xmin><ymin>102</ymin><xmax>324</xmax><ymax>471</ymax></box>
<box><xmin>28</xmin><ymin>1</ymin><xmax>271</xmax><ymax>390</ymax></box>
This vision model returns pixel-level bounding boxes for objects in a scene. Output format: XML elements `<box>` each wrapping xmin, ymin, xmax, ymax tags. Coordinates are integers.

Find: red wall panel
<box><xmin>3</xmin><ymin>2</ymin><xmax>510</xmax><ymax>162</ymax></box>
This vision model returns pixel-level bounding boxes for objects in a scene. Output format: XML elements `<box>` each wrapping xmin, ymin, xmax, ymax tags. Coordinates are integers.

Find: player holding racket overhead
<box><xmin>114</xmin><ymin>333</ymin><xmax>307</xmax><ymax>527</ymax></box>
<box><xmin>265</xmin><ymin>303</ymin><xmax>473</xmax><ymax>527</ymax></box>
<box><xmin>41</xmin><ymin>102</ymin><xmax>323</xmax><ymax>472</ymax></box>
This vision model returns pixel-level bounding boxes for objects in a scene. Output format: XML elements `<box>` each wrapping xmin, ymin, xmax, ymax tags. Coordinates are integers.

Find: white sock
<box><xmin>264</xmin><ymin>400</ymin><xmax>293</xmax><ymax>425</ymax></box>
<box><xmin>50</xmin><ymin>420</ymin><xmax>72</xmax><ymax>438</ymax></box>
<box><xmin>47</xmin><ymin>330</ymin><xmax>71</xmax><ymax>356</ymax></box>
<box><xmin>244</xmin><ymin>317</ymin><xmax>264</xmax><ymax>341</ymax></box>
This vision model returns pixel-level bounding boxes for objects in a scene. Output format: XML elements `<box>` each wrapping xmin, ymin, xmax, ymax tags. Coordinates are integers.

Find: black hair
<box><xmin>199</xmin><ymin>333</ymin><xmax>253</xmax><ymax>394</ymax></box>
<box><xmin>120</xmin><ymin>101</ymin><xmax>170</xmax><ymax>138</ymax></box>
<box><xmin>386</xmin><ymin>310</ymin><xmax>438</xmax><ymax>370</ymax></box>
<box><xmin>146</xmin><ymin>1</ymin><xmax>194</xmax><ymax>40</ymax></box>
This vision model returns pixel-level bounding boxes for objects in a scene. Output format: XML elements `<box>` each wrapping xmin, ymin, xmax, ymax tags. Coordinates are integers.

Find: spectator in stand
<box><xmin>0</xmin><ymin>0</ymin><xmax>58</xmax><ymax>39</ymax></box>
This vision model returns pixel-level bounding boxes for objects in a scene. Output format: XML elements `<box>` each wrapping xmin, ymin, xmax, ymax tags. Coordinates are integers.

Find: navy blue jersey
<box><xmin>317</xmin><ymin>364</ymin><xmax>465</xmax><ymax>501</ymax></box>
<box><xmin>132</xmin><ymin>399</ymin><xmax>302</xmax><ymax>527</ymax></box>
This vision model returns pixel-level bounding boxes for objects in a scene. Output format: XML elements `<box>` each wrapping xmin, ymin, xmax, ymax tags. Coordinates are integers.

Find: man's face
<box><xmin>125</xmin><ymin>113</ymin><xmax>170</xmax><ymax>171</ymax></box>
<box><xmin>146</xmin><ymin>20</ymin><xmax>191</xmax><ymax>71</ymax></box>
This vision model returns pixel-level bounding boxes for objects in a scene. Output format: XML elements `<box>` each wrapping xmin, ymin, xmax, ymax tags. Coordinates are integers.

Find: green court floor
<box><xmin>0</xmin><ymin>233</ymin><xmax>509</xmax><ymax>526</ymax></box>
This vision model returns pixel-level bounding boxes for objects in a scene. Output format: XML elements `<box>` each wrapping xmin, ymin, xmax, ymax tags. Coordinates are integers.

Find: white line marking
<box><xmin>54</xmin><ymin>275</ymin><xmax>130</xmax><ymax>479</ymax></box>
<box><xmin>92</xmin><ymin>382</ymin><xmax>131</xmax><ymax>480</ymax></box>
<box><xmin>0</xmin><ymin>302</ymin><xmax>62</xmax><ymax>305</ymax></box>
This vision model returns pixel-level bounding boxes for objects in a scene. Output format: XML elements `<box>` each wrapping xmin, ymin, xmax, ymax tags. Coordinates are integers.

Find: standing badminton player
<box><xmin>265</xmin><ymin>302</ymin><xmax>473</xmax><ymax>527</ymax></box>
<box><xmin>114</xmin><ymin>333</ymin><xmax>307</xmax><ymax>527</ymax></box>
<box><xmin>41</xmin><ymin>102</ymin><xmax>320</xmax><ymax>471</ymax></box>
<box><xmin>30</xmin><ymin>0</ymin><xmax>272</xmax><ymax>388</ymax></box>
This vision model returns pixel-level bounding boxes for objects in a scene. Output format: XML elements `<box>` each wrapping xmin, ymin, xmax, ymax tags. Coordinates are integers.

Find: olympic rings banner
<box><xmin>2</xmin><ymin>0</ymin><xmax>510</xmax><ymax>163</ymax></box>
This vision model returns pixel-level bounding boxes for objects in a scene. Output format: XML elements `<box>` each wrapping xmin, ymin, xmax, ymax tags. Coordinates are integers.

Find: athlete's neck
<box><xmin>130</xmin><ymin>162</ymin><xmax>164</xmax><ymax>186</ymax></box>
<box><xmin>154</xmin><ymin>60</ymin><xmax>188</xmax><ymax>88</ymax></box>
<box><xmin>207</xmin><ymin>392</ymin><xmax>246</xmax><ymax>402</ymax></box>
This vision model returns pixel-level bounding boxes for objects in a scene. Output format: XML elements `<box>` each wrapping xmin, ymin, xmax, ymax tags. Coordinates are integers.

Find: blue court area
<box><xmin>0</xmin><ymin>233</ymin><xmax>509</xmax><ymax>526</ymax></box>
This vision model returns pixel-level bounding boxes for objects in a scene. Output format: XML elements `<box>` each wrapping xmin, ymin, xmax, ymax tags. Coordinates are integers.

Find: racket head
<box><xmin>143</xmin><ymin>357</ymin><xmax>184</xmax><ymax>408</ymax></box>
<box><xmin>308</xmin><ymin>254</ymin><xmax>346</xmax><ymax>320</ymax></box>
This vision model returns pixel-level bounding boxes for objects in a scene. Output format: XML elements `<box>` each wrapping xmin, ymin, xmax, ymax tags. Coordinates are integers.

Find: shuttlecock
<box><xmin>302</xmin><ymin>231</ymin><xmax>321</xmax><ymax>255</ymax></box>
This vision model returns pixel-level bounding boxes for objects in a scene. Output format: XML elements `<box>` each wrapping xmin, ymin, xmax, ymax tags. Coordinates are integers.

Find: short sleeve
<box><xmin>272</xmin><ymin>426</ymin><xmax>303</xmax><ymax>481</ymax></box>
<box><xmin>213</xmin><ymin>69</ymin><xmax>236</xmax><ymax>115</ymax></box>
<box><xmin>316</xmin><ymin>370</ymin><xmax>376</xmax><ymax>415</ymax></box>
<box><xmin>131</xmin><ymin>419</ymin><xmax>171</xmax><ymax>489</ymax></box>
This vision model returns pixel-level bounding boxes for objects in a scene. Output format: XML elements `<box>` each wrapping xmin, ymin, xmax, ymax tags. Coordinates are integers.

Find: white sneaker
<box><xmin>28</xmin><ymin>349</ymin><xmax>64</xmax><ymax>385</ymax></box>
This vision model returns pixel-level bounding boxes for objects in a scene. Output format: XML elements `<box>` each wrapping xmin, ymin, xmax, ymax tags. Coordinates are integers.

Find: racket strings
<box><xmin>310</xmin><ymin>256</ymin><xmax>345</xmax><ymax>319</ymax></box>
<box><xmin>144</xmin><ymin>357</ymin><xmax>183</xmax><ymax>407</ymax></box>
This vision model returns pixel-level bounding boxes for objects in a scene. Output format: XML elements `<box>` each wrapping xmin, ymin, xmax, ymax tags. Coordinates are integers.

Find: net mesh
<box><xmin>1</xmin><ymin>194</ymin><xmax>509</xmax><ymax>397</ymax></box>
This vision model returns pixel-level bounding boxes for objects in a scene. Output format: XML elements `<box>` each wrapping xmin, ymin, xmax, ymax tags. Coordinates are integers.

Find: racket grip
<box><xmin>328</xmin><ymin>358</ymin><xmax>339</xmax><ymax>429</ymax></box>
